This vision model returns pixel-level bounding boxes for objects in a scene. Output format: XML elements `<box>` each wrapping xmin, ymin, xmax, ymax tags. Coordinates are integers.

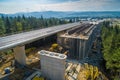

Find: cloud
<box><xmin>35</xmin><ymin>0</ymin><xmax>120</xmax><ymax>11</ymax></box>
<box><xmin>0</xmin><ymin>0</ymin><xmax>120</xmax><ymax>13</ymax></box>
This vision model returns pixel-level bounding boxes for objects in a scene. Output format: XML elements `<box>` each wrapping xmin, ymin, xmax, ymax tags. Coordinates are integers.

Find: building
<box><xmin>38</xmin><ymin>50</ymin><xmax>67</xmax><ymax>80</ymax></box>
<box><xmin>57</xmin><ymin>22</ymin><xmax>100</xmax><ymax>60</ymax></box>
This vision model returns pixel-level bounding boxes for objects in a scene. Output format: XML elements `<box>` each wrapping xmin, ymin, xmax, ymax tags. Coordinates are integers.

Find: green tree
<box><xmin>5</xmin><ymin>17</ymin><xmax>12</xmax><ymax>34</ymax></box>
<box><xmin>16</xmin><ymin>22</ymin><xmax>23</xmax><ymax>32</ymax></box>
<box><xmin>101</xmin><ymin>21</ymin><xmax>120</xmax><ymax>80</ymax></box>
<box><xmin>0</xmin><ymin>18</ymin><xmax>5</xmax><ymax>36</ymax></box>
<box><xmin>0</xmin><ymin>16</ymin><xmax>68</xmax><ymax>36</ymax></box>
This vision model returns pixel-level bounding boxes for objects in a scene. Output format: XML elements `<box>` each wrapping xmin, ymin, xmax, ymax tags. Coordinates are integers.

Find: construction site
<box><xmin>0</xmin><ymin>22</ymin><xmax>108</xmax><ymax>80</ymax></box>
<box><xmin>58</xmin><ymin>23</ymin><xmax>100</xmax><ymax>60</ymax></box>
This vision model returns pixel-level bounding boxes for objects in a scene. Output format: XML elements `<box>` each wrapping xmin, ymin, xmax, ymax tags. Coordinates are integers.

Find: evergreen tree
<box><xmin>16</xmin><ymin>22</ymin><xmax>23</xmax><ymax>32</ymax></box>
<box><xmin>5</xmin><ymin>17</ymin><xmax>12</xmax><ymax>34</ymax></box>
<box><xmin>0</xmin><ymin>16</ymin><xmax>68</xmax><ymax>36</ymax></box>
<box><xmin>0</xmin><ymin>18</ymin><xmax>5</xmax><ymax>36</ymax></box>
<box><xmin>101</xmin><ymin>21</ymin><xmax>120</xmax><ymax>80</ymax></box>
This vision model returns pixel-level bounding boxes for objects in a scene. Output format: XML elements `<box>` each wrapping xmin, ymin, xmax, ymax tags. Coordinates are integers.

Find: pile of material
<box><xmin>65</xmin><ymin>63</ymin><xmax>81</xmax><ymax>80</ymax></box>
<box><xmin>78</xmin><ymin>63</ymin><xmax>108</xmax><ymax>80</ymax></box>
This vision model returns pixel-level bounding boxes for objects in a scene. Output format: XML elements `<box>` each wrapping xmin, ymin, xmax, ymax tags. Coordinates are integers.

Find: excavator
<box><xmin>49</xmin><ymin>43</ymin><xmax>69</xmax><ymax>55</ymax></box>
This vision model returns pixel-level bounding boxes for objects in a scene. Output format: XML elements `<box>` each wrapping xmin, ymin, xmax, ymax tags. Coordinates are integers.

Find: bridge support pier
<box><xmin>13</xmin><ymin>46</ymin><xmax>26</xmax><ymax>65</ymax></box>
<box><xmin>57</xmin><ymin>31</ymin><xmax>65</xmax><ymax>44</ymax></box>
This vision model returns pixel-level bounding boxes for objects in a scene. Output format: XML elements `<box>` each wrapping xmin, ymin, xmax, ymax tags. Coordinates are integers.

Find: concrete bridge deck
<box><xmin>0</xmin><ymin>22</ymin><xmax>80</xmax><ymax>51</ymax></box>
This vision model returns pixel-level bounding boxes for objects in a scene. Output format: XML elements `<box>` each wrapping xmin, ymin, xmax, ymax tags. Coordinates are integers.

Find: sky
<box><xmin>0</xmin><ymin>0</ymin><xmax>120</xmax><ymax>13</ymax></box>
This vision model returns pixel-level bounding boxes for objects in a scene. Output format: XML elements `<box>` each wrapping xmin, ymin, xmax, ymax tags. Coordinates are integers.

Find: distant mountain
<box><xmin>0</xmin><ymin>13</ymin><xmax>5</xmax><ymax>16</ymax></box>
<box><xmin>0</xmin><ymin>11</ymin><xmax>69</xmax><ymax>18</ymax></box>
<box><xmin>0</xmin><ymin>11</ymin><xmax>120</xmax><ymax>18</ymax></box>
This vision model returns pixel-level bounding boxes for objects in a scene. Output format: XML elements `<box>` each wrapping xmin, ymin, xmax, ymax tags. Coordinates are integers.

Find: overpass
<box><xmin>0</xmin><ymin>22</ymin><xmax>80</xmax><ymax>65</ymax></box>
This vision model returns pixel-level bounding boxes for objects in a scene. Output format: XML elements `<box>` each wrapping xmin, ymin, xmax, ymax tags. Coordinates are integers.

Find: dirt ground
<box><xmin>0</xmin><ymin>44</ymin><xmax>51</xmax><ymax>80</ymax></box>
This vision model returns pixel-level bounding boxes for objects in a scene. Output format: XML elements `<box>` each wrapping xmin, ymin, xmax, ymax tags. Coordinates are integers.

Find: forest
<box><xmin>101</xmin><ymin>21</ymin><xmax>120</xmax><ymax>79</ymax></box>
<box><xmin>0</xmin><ymin>16</ymin><xmax>72</xmax><ymax>36</ymax></box>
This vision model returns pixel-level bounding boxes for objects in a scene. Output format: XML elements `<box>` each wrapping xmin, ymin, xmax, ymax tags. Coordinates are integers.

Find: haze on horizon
<box><xmin>0</xmin><ymin>0</ymin><xmax>120</xmax><ymax>14</ymax></box>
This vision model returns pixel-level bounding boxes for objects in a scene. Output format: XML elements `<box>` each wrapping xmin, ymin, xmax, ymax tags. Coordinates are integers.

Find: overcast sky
<box><xmin>0</xmin><ymin>0</ymin><xmax>120</xmax><ymax>13</ymax></box>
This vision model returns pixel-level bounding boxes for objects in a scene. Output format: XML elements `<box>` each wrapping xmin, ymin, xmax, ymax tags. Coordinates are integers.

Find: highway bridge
<box><xmin>0</xmin><ymin>22</ymin><xmax>80</xmax><ymax>65</ymax></box>
<box><xmin>0</xmin><ymin>22</ymin><xmax>80</xmax><ymax>51</ymax></box>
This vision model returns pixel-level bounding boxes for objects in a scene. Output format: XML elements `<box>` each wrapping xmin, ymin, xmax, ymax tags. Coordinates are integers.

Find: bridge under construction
<box><xmin>58</xmin><ymin>22</ymin><xmax>100</xmax><ymax>60</ymax></box>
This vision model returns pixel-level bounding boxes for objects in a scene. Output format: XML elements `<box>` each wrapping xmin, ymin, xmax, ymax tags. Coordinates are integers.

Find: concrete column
<box><xmin>79</xmin><ymin>40</ymin><xmax>82</xmax><ymax>60</ymax></box>
<box><xmin>83</xmin><ymin>40</ymin><xmax>86</xmax><ymax>59</ymax></box>
<box><xmin>57</xmin><ymin>31</ymin><xmax>65</xmax><ymax>44</ymax></box>
<box><xmin>13</xmin><ymin>46</ymin><xmax>26</xmax><ymax>65</ymax></box>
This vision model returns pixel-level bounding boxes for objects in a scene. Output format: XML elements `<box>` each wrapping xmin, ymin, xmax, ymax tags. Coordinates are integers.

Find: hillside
<box><xmin>0</xmin><ymin>11</ymin><xmax>120</xmax><ymax>18</ymax></box>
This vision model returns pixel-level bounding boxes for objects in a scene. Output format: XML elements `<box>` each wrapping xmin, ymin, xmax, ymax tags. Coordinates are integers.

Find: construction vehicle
<box><xmin>49</xmin><ymin>43</ymin><xmax>69</xmax><ymax>55</ymax></box>
<box><xmin>49</xmin><ymin>43</ymin><xmax>63</xmax><ymax>52</ymax></box>
<box><xmin>49</xmin><ymin>43</ymin><xmax>58</xmax><ymax>52</ymax></box>
<box><xmin>33</xmin><ymin>77</ymin><xmax>44</xmax><ymax>80</ymax></box>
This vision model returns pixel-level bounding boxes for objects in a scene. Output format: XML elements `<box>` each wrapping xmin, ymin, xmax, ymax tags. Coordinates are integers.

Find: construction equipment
<box><xmin>1</xmin><ymin>67</ymin><xmax>13</xmax><ymax>75</ymax></box>
<box><xmin>49</xmin><ymin>43</ymin><xmax>63</xmax><ymax>52</ymax></box>
<box><xmin>33</xmin><ymin>77</ymin><xmax>44</xmax><ymax>80</ymax></box>
<box><xmin>49</xmin><ymin>43</ymin><xmax>58</xmax><ymax>52</ymax></box>
<box><xmin>49</xmin><ymin>43</ymin><xmax>69</xmax><ymax>56</ymax></box>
